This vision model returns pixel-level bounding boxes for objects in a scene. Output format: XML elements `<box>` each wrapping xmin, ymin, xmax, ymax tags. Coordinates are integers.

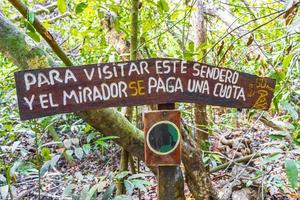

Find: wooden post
<box><xmin>157</xmin><ymin>103</ymin><xmax>177</xmax><ymax>200</ymax></box>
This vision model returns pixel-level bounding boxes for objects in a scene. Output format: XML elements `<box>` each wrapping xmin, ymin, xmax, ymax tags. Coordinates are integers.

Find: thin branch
<box><xmin>210</xmin><ymin>152</ymin><xmax>269</xmax><ymax>173</ymax></box>
<box><xmin>8</xmin><ymin>0</ymin><xmax>73</xmax><ymax>66</ymax></box>
<box><xmin>216</xmin><ymin>10</ymin><xmax>286</xmax><ymax>67</ymax></box>
<box><xmin>13</xmin><ymin>3</ymin><xmax>57</xmax><ymax>21</ymax></box>
<box><xmin>44</xmin><ymin>12</ymin><xmax>71</xmax><ymax>24</ymax></box>
<box><xmin>137</xmin><ymin>0</ymin><xmax>197</xmax><ymax>51</ymax></box>
<box><xmin>202</xmin><ymin>8</ymin><xmax>283</xmax><ymax>62</ymax></box>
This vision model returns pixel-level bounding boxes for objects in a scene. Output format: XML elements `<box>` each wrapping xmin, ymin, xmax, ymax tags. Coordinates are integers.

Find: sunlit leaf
<box><xmin>285</xmin><ymin>159</ymin><xmax>299</xmax><ymax>189</ymax></box>
<box><xmin>76</xmin><ymin>2</ymin><xmax>88</xmax><ymax>14</ymax></box>
<box><xmin>57</xmin><ymin>0</ymin><xmax>67</xmax><ymax>14</ymax></box>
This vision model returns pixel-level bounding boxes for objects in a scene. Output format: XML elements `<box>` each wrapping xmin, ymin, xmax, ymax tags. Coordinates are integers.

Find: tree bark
<box><xmin>191</xmin><ymin>0</ymin><xmax>208</xmax><ymax>144</ymax></box>
<box><xmin>0</xmin><ymin>13</ymin><xmax>216</xmax><ymax>200</ymax></box>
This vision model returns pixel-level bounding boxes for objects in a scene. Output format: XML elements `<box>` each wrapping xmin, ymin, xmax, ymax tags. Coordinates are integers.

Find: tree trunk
<box><xmin>191</xmin><ymin>0</ymin><xmax>208</xmax><ymax>145</ymax></box>
<box><xmin>0</xmin><ymin>13</ymin><xmax>216</xmax><ymax>200</ymax></box>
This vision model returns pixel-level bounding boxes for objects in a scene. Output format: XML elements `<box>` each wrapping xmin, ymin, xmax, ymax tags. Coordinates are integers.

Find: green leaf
<box><xmin>261</xmin><ymin>154</ymin><xmax>283</xmax><ymax>165</ymax></box>
<box><xmin>10</xmin><ymin>161</ymin><xmax>22</xmax><ymax>176</ymax></box>
<box><xmin>27</xmin><ymin>31</ymin><xmax>41</xmax><ymax>43</ymax></box>
<box><xmin>281</xmin><ymin>101</ymin><xmax>298</xmax><ymax>120</ymax></box>
<box><xmin>79</xmin><ymin>185</ymin><xmax>90</xmax><ymax>200</ymax></box>
<box><xmin>114</xmin><ymin>195</ymin><xmax>132</xmax><ymax>200</ymax></box>
<box><xmin>102</xmin><ymin>185</ymin><xmax>115</xmax><ymax>200</ymax></box>
<box><xmin>127</xmin><ymin>173</ymin><xmax>151</xmax><ymax>180</ymax></box>
<box><xmin>40</xmin><ymin>161</ymin><xmax>51</xmax><ymax>176</ymax></box>
<box><xmin>269</xmin><ymin>131</ymin><xmax>289</xmax><ymax>139</ymax></box>
<box><xmin>66</xmin><ymin>150</ymin><xmax>73</xmax><ymax>156</ymax></box>
<box><xmin>75</xmin><ymin>147</ymin><xmax>84</xmax><ymax>160</ymax></box>
<box><xmin>76</xmin><ymin>2</ymin><xmax>88</xmax><ymax>14</ymax></box>
<box><xmin>98</xmin><ymin>136</ymin><xmax>119</xmax><ymax>141</ymax></box>
<box><xmin>285</xmin><ymin>159</ymin><xmax>299</xmax><ymax>189</ymax></box>
<box><xmin>0</xmin><ymin>185</ymin><xmax>9</xmax><ymax>200</ymax></box>
<box><xmin>282</xmin><ymin>54</ymin><xmax>293</xmax><ymax>69</ymax></box>
<box><xmin>115</xmin><ymin>171</ymin><xmax>130</xmax><ymax>180</ymax></box>
<box><xmin>60</xmin><ymin>184</ymin><xmax>74</xmax><ymax>199</ymax></box>
<box><xmin>124</xmin><ymin>180</ymin><xmax>134</xmax><ymax>195</ymax></box>
<box><xmin>96</xmin><ymin>136</ymin><xmax>119</xmax><ymax>146</ymax></box>
<box><xmin>85</xmin><ymin>183</ymin><xmax>99</xmax><ymax>200</ymax></box>
<box><xmin>57</xmin><ymin>0</ymin><xmax>67</xmax><ymax>14</ymax></box>
<box><xmin>41</xmin><ymin>147</ymin><xmax>52</xmax><ymax>161</ymax></box>
<box><xmin>82</xmin><ymin>144</ymin><xmax>91</xmax><ymax>155</ymax></box>
<box><xmin>157</xmin><ymin>0</ymin><xmax>170</xmax><ymax>13</ymax></box>
<box><xmin>87</xmin><ymin>133</ymin><xmax>95</xmax><ymax>143</ymax></box>
<box><xmin>27</xmin><ymin>11</ymin><xmax>35</xmax><ymax>23</ymax></box>
<box><xmin>130</xmin><ymin>179</ymin><xmax>152</xmax><ymax>192</ymax></box>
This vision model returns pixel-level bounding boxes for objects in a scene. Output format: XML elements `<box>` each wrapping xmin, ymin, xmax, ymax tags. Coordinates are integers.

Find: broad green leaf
<box><xmin>127</xmin><ymin>173</ymin><xmax>152</xmax><ymax>180</ymax></box>
<box><xmin>115</xmin><ymin>171</ymin><xmax>130</xmax><ymax>180</ymax></box>
<box><xmin>75</xmin><ymin>147</ymin><xmax>84</xmax><ymax>160</ymax></box>
<box><xmin>124</xmin><ymin>180</ymin><xmax>134</xmax><ymax>195</ymax></box>
<box><xmin>60</xmin><ymin>184</ymin><xmax>74</xmax><ymax>199</ymax></box>
<box><xmin>83</xmin><ymin>144</ymin><xmax>91</xmax><ymax>155</ymax></box>
<box><xmin>281</xmin><ymin>101</ymin><xmax>298</xmax><ymax>120</ymax></box>
<box><xmin>80</xmin><ymin>185</ymin><xmax>90</xmax><ymax>200</ymax></box>
<box><xmin>27</xmin><ymin>31</ymin><xmax>41</xmax><ymax>43</ymax></box>
<box><xmin>57</xmin><ymin>0</ymin><xmax>67</xmax><ymax>14</ymax></box>
<box><xmin>66</xmin><ymin>150</ymin><xmax>73</xmax><ymax>156</ymax></box>
<box><xmin>40</xmin><ymin>161</ymin><xmax>51</xmax><ymax>177</ymax></box>
<box><xmin>157</xmin><ymin>0</ymin><xmax>169</xmax><ymax>13</ymax></box>
<box><xmin>131</xmin><ymin>179</ymin><xmax>152</xmax><ymax>192</ymax></box>
<box><xmin>269</xmin><ymin>131</ymin><xmax>289</xmax><ymax>139</ymax></box>
<box><xmin>76</xmin><ymin>2</ymin><xmax>88</xmax><ymax>14</ymax></box>
<box><xmin>261</xmin><ymin>154</ymin><xmax>282</xmax><ymax>165</ymax></box>
<box><xmin>285</xmin><ymin>159</ymin><xmax>298</xmax><ymax>189</ymax></box>
<box><xmin>0</xmin><ymin>185</ymin><xmax>8</xmax><ymax>200</ymax></box>
<box><xmin>87</xmin><ymin>133</ymin><xmax>95</xmax><ymax>143</ymax></box>
<box><xmin>85</xmin><ymin>183</ymin><xmax>99</xmax><ymax>200</ymax></box>
<box><xmin>282</xmin><ymin>54</ymin><xmax>293</xmax><ymax>69</ymax></box>
<box><xmin>114</xmin><ymin>195</ymin><xmax>132</xmax><ymax>200</ymax></box>
<box><xmin>102</xmin><ymin>185</ymin><xmax>115</xmax><ymax>200</ymax></box>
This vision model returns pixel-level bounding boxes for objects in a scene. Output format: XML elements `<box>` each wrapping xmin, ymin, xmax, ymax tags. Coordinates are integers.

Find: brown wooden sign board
<box><xmin>14</xmin><ymin>58</ymin><xmax>276</xmax><ymax>120</ymax></box>
<box><xmin>143</xmin><ymin>110</ymin><xmax>181</xmax><ymax>166</ymax></box>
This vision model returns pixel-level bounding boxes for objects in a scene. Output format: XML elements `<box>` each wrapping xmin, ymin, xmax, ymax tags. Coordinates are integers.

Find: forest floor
<box><xmin>3</xmin><ymin>111</ymin><xmax>300</xmax><ymax>200</ymax></box>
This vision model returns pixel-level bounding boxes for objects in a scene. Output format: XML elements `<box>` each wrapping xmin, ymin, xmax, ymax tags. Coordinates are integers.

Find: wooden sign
<box><xmin>143</xmin><ymin>110</ymin><xmax>181</xmax><ymax>166</ymax></box>
<box><xmin>14</xmin><ymin>58</ymin><xmax>276</xmax><ymax>120</ymax></box>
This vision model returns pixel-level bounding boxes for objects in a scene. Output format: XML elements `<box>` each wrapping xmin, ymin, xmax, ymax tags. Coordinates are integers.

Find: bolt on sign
<box><xmin>143</xmin><ymin>110</ymin><xmax>181</xmax><ymax>166</ymax></box>
<box><xmin>14</xmin><ymin>58</ymin><xmax>276</xmax><ymax>120</ymax></box>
